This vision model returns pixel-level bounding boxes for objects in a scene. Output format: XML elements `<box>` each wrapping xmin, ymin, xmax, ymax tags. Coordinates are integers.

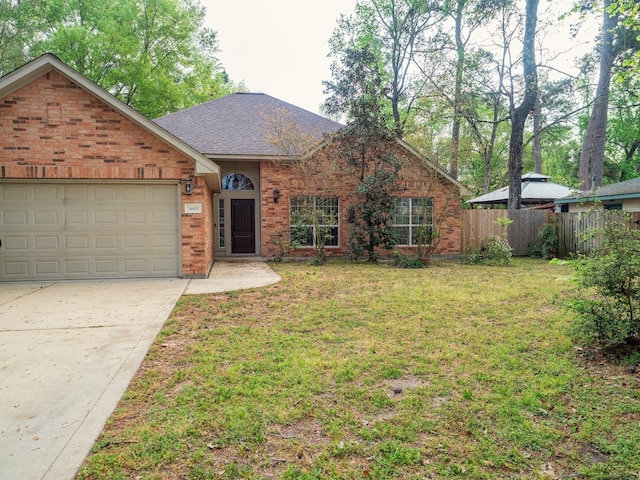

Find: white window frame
<box><xmin>290</xmin><ymin>196</ymin><xmax>339</xmax><ymax>247</ymax></box>
<box><xmin>392</xmin><ymin>197</ymin><xmax>434</xmax><ymax>246</ymax></box>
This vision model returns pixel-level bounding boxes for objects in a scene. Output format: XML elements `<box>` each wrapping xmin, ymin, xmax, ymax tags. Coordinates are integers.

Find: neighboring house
<box><xmin>555</xmin><ymin>176</ymin><xmax>640</xmax><ymax>212</ymax></box>
<box><xmin>467</xmin><ymin>173</ymin><xmax>574</xmax><ymax>209</ymax></box>
<box><xmin>1</xmin><ymin>54</ymin><xmax>469</xmax><ymax>282</ymax></box>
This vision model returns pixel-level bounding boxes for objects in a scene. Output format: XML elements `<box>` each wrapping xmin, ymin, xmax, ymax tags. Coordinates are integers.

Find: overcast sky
<box><xmin>201</xmin><ymin>1</ymin><xmax>597</xmax><ymax>116</ymax></box>
<box><xmin>202</xmin><ymin>0</ymin><xmax>358</xmax><ymax>114</ymax></box>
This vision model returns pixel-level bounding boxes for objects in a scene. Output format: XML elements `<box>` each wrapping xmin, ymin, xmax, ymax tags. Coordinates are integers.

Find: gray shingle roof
<box><xmin>154</xmin><ymin>92</ymin><xmax>343</xmax><ymax>156</ymax></box>
<box><xmin>556</xmin><ymin>176</ymin><xmax>640</xmax><ymax>203</ymax></box>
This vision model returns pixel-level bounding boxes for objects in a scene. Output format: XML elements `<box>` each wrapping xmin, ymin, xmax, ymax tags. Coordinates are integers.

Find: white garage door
<box><xmin>0</xmin><ymin>183</ymin><xmax>180</xmax><ymax>281</ymax></box>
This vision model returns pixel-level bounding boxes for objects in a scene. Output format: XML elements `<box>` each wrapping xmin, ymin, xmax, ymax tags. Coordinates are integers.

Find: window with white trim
<box><xmin>392</xmin><ymin>197</ymin><xmax>433</xmax><ymax>246</ymax></box>
<box><xmin>222</xmin><ymin>173</ymin><xmax>254</xmax><ymax>190</ymax></box>
<box><xmin>218</xmin><ymin>198</ymin><xmax>225</xmax><ymax>248</ymax></box>
<box><xmin>290</xmin><ymin>196</ymin><xmax>339</xmax><ymax>247</ymax></box>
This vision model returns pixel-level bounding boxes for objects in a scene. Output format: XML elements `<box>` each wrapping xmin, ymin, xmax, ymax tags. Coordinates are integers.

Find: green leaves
<box><xmin>0</xmin><ymin>0</ymin><xmax>49</xmax><ymax>75</ymax></box>
<box><xmin>570</xmin><ymin>212</ymin><xmax>640</xmax><ymax>349</ymax></box>
<box><xmin>14</xmin><ymin>0</ymin><xmax>235</xmax><ymax>118</ymax></box>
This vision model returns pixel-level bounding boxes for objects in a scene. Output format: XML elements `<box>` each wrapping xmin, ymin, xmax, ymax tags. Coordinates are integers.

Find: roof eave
<box><xmin>205</xmin><ymin>153</ymin><xmax>285</xmax><ymax>161</ymax></box>
<box><xmin>556</xmin><ymin>192</ymin><xmax>640</xmax><ymax>204</ymax></box>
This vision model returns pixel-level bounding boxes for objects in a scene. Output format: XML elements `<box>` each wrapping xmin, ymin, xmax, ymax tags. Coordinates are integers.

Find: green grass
<box><xmin>78</xmin><ymin>258</ymin><xmax>640</xmax><ymax>479</ymax></box>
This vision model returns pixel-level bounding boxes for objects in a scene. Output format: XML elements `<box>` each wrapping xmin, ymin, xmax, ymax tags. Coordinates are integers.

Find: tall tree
<box><xmin>446</xmin><ymin>0</ymin><xmax>505</xmax><ymax>179</ymax></box>
<box><xmin>610</xmin><ymin>0</ymin><xmax>640</xmax><ymax>75</ymax></box>
<box><xmin>606</xmin><ymin>77</ymin><xmax>640</xmax><ymax>180</ymax></box>
<box><xmin>328</xmin><ymin>0</ymin><xmax>441</xmax><ymax>135</ymax></box>
<box><xmin>507</xmin><ymin>0</ymin><xmax>539</xmax><ymax>209</ymax></box>
<box><xmin>23</xmin><ymin>0</ymin><xmax>235</xmax><ymax>118</ymax></box>
<box><xmin>579</xmin><ymin>0</ymin><xmax>619</xmax><ymax>190</ymax></box>
<box><xmin>0</xmin><ymin>0</ymin><xmax>47</xmax><ymax>75</ymax></box>
<box><xmin>324</xmin><ymin>45</ymin><xmax>402</xmax><ymax>261</ymax></box>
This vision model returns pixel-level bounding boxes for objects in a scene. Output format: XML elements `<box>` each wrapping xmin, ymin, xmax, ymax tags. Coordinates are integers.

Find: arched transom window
<box><xmin>222</xmin><ymin>173</ymin><xmax>255</xmax><ymax>190</ymax></box>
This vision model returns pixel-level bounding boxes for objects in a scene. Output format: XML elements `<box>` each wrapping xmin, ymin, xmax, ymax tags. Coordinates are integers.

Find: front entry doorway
<box><xmin>231</xmin><ymin>199</ymin><xmax>255</xmax><ymax>254</ymax></box>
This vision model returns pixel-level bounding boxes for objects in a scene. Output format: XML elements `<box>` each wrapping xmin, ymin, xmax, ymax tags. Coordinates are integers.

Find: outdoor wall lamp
<box><xmin>185</xmin><ymin>179</ymin><xmax>192</xmax><ymax>195</ymax></box>
<box><xmin>273</xmin><ymin>188</ymin><xmax>280</xmax><ymax>203</ymax></box>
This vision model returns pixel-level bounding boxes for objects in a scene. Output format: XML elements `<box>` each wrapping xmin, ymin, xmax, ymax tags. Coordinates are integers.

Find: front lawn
<box><xmin>78</xmin><ymin>259</ymin><xmax>640</xmax><ymax>479</ymax></box>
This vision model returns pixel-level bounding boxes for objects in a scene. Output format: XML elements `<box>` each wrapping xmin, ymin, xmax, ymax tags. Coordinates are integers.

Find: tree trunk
<box><xmin>507</xmin><ymin>0</ymin><xmax>539</xmax><ymax>210</ymax></box>
<box><xmin>449</xmin><ymin>0</ymin><xmax>464</xmax><ymax>179</ymax></box>
<box><xmin>533</xmin><ymin>96</ymin><xmax>542</xmax><ymax>173</ymax></box>
<box><xmin>484</xmin><ymin>92</ymin><xmax>500</xmax><ymax>193</ymax></box>
<box><xmin>579</xmin><ymin>0</ymin><xmax>618</xmax><ymax>190</ymax></box>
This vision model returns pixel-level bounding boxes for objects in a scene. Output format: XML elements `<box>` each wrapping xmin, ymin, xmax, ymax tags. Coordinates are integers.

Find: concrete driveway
<box><xmin>0</xmin><ymin>260</ymin><xmax>281</xmax><ymax>480</ymax></box>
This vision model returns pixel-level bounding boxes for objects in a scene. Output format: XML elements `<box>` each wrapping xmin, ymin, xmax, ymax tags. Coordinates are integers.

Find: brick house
<box><xmin>156</xmin><ymin>93</ymin><xmax>470</xmax><ymax>260</ymax></box>
<box><xmin>1</xmin><ymin>55</ymin><xmax>468</xmax><ymax>282</ymax></box>
<box><xmin>0</xmin><ymin>54</ymin><xmax>220</xmax><ymax>281</ymax></box>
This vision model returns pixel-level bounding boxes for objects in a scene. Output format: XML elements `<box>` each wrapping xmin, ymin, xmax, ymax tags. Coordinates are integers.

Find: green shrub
<box><xmin>391</xmin><ymin>249</ymin><xmax>426</xmax><ymax>268</ymax></box>
<box><xmin>528</xmin><ymin>240</ymin><xmax>544</xmax><ymax>258</ymax></box>
<box><xmin>569</xmin><ymin>213</ymin><xmax>640</xmax><ymax>350</ymax></box>
<box><xmin>528</xmin><ymin>213</ymin><xmax>558</xmax><ymax>259</ymax></box>
<box><xmin>270</xmin><ymin>231</ymin><xmax>294</xmax><ymax>262</ymax></box>
<box><xmin>463</xmin><ymin>234</ymin><xmax>512</xmax><ymax>266</ymax></box>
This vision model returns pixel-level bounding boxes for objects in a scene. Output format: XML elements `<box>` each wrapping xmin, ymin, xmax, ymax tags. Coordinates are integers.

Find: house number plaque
<box><xmin>184</xmin><ymin>203</ymin><xmax>203</xmax><ymax>214</ymax></box>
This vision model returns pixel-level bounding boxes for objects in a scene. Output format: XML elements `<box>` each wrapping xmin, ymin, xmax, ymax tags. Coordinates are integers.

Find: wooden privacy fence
<box><xmin>462</xmin><ymin>209</ymin><xmax>546</xmax><ymax>256</ymax></box>
<box><xmin>557</xmin><ymin>211</ymin><xmax>640</xmax><ymax>257</ymax></box>
<box><xmin>463</xmin><ymin>209</ymin><xmax>640</xmax><ymax>258</ymax></box>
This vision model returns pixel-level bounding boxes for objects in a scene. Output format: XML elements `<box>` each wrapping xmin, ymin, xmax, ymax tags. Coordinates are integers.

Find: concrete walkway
<box><xmin>0</xmin><ymin>260</ymin><xmax>279</xmax><ymax>480</ymax></box>
<box><xmin>186</xmin><ymin>258</ymin><xmax>281</xmax><ymax>295</ymax></box>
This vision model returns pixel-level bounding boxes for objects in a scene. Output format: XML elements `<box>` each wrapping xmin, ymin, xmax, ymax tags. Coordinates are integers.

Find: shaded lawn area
<box><xmin>78</xmin><ymin>259</ymin><xmax>640</xmax><ymax>479</ymax></box>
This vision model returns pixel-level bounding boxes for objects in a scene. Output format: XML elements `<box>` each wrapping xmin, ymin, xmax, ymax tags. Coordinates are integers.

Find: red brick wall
<box><xmin>181</xmin><ymin>176</ymin><xmax>214</xmax><ymax>277</ymax></box>
<box><xmin>0</xmin><ymin>70</ymin><xmax>212</xmax><ymax>277</ymax></box>
<box><xmin>260</xmin><ymin>139</ymin><xmax>463</xmax><ymax>259</ymax></box>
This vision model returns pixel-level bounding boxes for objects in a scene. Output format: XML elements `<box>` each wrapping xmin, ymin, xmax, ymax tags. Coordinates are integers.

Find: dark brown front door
<box><xmin>231</xmin><ymin>199</ymin><xmax>255</xmax><ymax>254</ymax></box>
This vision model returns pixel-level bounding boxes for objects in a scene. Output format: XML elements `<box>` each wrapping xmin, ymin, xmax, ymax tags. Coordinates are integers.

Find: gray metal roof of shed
<box><xmin>468</xmin><ymin>173</ymin><xmax>575</xmax><ymax>205</ymax></box>
<box><xmin>154</xmin><ymin>92</ymin><xmax>343</xmax><ymax>157</ymax></box>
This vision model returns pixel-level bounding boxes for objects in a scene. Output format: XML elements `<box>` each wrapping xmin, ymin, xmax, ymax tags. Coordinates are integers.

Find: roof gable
<box><xmin>0</xmin><ymin>54</ymin><xmax>220</xmax><ymax>190</ymax></box>
<box><xmin>306</xmin><ymin>123</ymin><xmax>472</xmax><ymax>196</ymax></box>
<box><xmin>154</xmin><ymin>92</ymin><xmax>343</xmax><ymax>157</ymax></box>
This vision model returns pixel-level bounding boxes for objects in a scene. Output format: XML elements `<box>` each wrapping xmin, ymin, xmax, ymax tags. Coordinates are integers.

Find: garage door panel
<box><xmin>3</xmin><ymin>211</ymin><xmax>27</xmax><ymax>224</ymax></box>
<box><xmin>151</xmin><ymin>186</ymin><xmax>176</xmax><ymax>202</ymax></box>
<box><xmin>35</xmin><ymin>261</ymin><xmax>59</xmax><ymax>274</ymax></box>
<box><xmin>2</xmin><ymin>184</ymin><xmax>28</xmax><ymax>200</ymax></box>
<box><xmin>34</xmin><ymin>236</ymin><xmax>59</xmax><ymax>249</ymax></box>
<box><xmin>152</xmin><ymin>209</ymin><xmax>177</xmax><ymax>224</ymax></box>
<box><xmin>153</xmin><ymin>258</ymin><xmax>178</xmax><ymax>272</ymax></box>
<box><xmin>65</xmin><ymin>236</ymin><xmax>89</xmax><ymax>249</ymax></box>
<box><xmin>65</xmin><ymin>211</ymin><xmax>88</xmax><ymax>224</ymax></box>
<box><xmin>4</xmin><ymin>261</ymin><xmax>28</xmax><ymax>276</ymax></box>
<box><xmin>34</xmin><ymin>184</ymin><xmax>58</xmax><ymax>201</ymax></box>
<box><xmin>123</xmin><ymin>210</ymin><xmax>146</xmax><ymax>224</ymax></box>
<box><xmin>64</xmin><ymin>185</ymin><xmax>90</xmax><ymax>201</ymax></box>
<box><xmin>34</xmin><ymin>210</ymin><xmax>59</xmax><ymax>225</ymax></box>
<box><xmin>153</xmin><ymin>235</ymin><xmax>176</xmax><ymax>248</ymax></box>
<box><xmin>94</xmin><ymin>210</ymin><xmax>118</xmax><ymax>225</ymax></box>
<box><xmin>95</xmin><ymin>236</ymin><xmax>118</xmax><ymax>249</ymax></box>
<box><xmin>124</xmin><ymin>235</ymin><xmax>147</xmax><ymax>248</ymax></box>
<box><xmin>124</xmin><ymin>259</ymin><xmax>147</xmax><ymax>273</ymax></box>
<box><xmin>95</xmin><ymin>260</ymin><xmax>119</xmax><ymax>274</ymax></box>
<box><xmin>4</xmin><ymin>236</ymin><xmax>28</xmax><ymax>250</ymax></box>
<box><xmin>123</xmin><ymin>186</ymin><xmax>146</xmax><ymax>202</ymax></box>
<box><xmin>0</xmin><ymin>183</ymin><xmax>180</xmax><ymax>281</ymax></box>
<box><xmin>66</xmin><ymin>260</ymin><xmax>90</xmax><ymax>274</ymax></box>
